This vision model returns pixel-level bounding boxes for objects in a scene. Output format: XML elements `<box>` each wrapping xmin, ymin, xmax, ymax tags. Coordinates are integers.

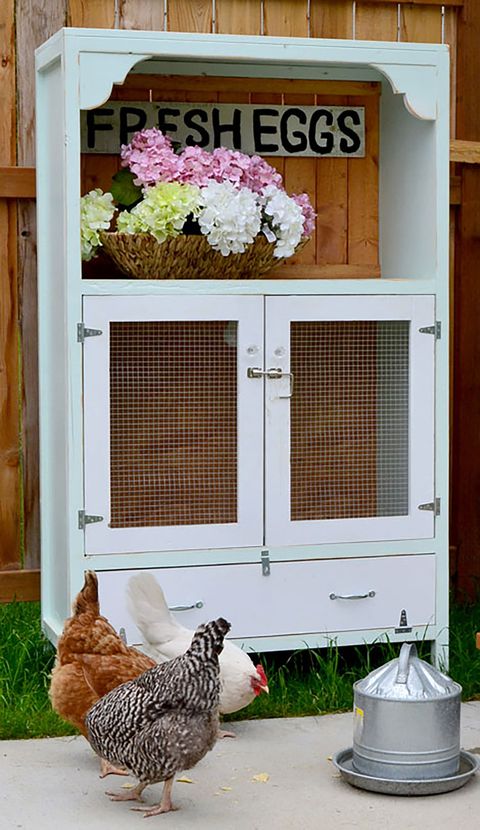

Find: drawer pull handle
<box><xmin>329</xmin><ymin>591</ymin><xmax>376</xmax><ymax>601</ymax></box>
<box><xmin>169</xmin><ymin>601</ymin><xmax>204</xmax><ymax>611</ymax></box>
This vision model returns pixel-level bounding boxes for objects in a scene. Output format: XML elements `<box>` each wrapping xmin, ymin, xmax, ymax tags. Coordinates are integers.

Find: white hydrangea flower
<box><xmin>261</xmin><ymin>184</ymin><xmax>305</xmax><ymax>258</ymax></box>
<box><xmin>197</xmin><ymin>181</ymin><xmax>262</xmax><ymax>256</ymax></box>
<box><xmin>80</xmin><ymin>189</ymin><xmax>116</xmax><ymax>260</ymax></box>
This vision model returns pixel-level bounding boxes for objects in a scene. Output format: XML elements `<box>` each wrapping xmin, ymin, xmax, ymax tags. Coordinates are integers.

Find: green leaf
<box><xmin>110</xmin><ymin>169</ymin><xmax>143</xmax><ymax>207</ymax></box>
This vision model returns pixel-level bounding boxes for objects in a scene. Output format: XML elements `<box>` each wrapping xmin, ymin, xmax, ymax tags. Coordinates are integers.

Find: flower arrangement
<box><xmin>80</xmin><ymin>128</ymin><xmax>316</xmax><ymax>276</ymax></box>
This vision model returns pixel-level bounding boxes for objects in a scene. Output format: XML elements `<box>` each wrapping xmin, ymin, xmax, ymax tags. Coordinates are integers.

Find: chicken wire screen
<box><xmin>290</xmin><ymin>320</ymin><xmax>410</xmax><ymax>521</ymax></box>
<box><xmin>109</xmin><ymin>320</ymin><xmax>237</xmax><ymax>528</ymax></box>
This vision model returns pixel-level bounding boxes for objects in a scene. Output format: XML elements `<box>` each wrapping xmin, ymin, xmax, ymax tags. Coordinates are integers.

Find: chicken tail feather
<box><xmin>72</xmin><ymin>570</ymin><xmax>100</xmax><ymax>617</ymax></box>
<box><xmin>126</xmin><ymin>573</ymin><xmax>184</xmax><ymax>644</ymax></box>
<box><xmin>189</xmin><ymin>618</ymin><xmax>231</xmax><ymax>660</ymax></box>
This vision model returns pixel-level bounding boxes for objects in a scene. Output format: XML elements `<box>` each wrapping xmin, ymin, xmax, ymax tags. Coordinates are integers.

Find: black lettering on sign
<box><xmin>157</xmin><ymin>108</ymin><xmax>180</xmax><ymax>136</ymax></box>
<box><xmin>80</xmin><ymin>102</ymin><xmax>365</xmax><ymax>157</ymax></box>
<box><xmin>184</xmin><ymin>109</ymin><xmax>210</xmax><ymax>147</ymax></box>
<box><xmin>212</xmin><ymin>108</ymin><xmax>242</xmax><ymax>149</ymax></box>
<box><xmin>337</xmin><ymin>109</ymin><xmax>362</xmax><ymax>154</ymax></box>
<box><xmin>119</xmin><ymin>107</ymin><xmax>147</xmax><ymax>146</ymax></box>
<box><xmin>309</xmin><ymin>109</ymin><xmax>334</xmax><ymax>155</ymax></box>
<box><xmin>280</xmin><ymin>108</ymin><xmax>308</xmax><ymax>154</ymax></box>
<box><xmin>253</xmin><ymin>109</ymin><xmax>279</xmax><ymax>153</ymax></box>
<box><xmin>86</xmin><ymin>108</ymin><xmax>114</xmax><ymax>150</ymax></box>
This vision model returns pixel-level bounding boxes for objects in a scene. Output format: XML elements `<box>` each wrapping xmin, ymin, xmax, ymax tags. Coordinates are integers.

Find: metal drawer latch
<box><xmin>261</xmin><ymin>550</ymin><xmax>271</xmax><ymax>576</ymax></box>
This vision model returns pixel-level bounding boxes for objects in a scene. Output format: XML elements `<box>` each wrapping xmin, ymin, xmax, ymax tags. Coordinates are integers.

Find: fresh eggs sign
<box><xmin>80</xmin><ymin>102</ymin><xmax>365</xmax><ymax>158</ymax></box>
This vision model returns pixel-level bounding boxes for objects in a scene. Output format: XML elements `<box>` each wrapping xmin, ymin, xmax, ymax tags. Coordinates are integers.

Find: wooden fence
<box><xmin>1</xmin><ymin>0</ymin><xmax>479</xmax><ymax>601</ymax></box>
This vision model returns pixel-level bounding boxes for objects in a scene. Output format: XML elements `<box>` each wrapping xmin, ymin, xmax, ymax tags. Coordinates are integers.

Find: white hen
<box><xmin>126</xmin><ymin>573</ymin><xmax>268</xmax><ymax>718</ymax></box>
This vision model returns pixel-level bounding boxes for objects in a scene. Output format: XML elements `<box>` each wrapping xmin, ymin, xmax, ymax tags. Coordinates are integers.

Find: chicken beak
<box><xmin>260</xmin><ymin>684</ymin><xmax>269</xmax><ymax>694</ymax></box>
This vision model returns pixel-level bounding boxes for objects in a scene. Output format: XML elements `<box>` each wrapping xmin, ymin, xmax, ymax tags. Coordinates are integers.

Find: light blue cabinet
<box><xmin>36</xmin><ymin>29</ymin><xmax>449</xmax><ymax>663</ymax></box>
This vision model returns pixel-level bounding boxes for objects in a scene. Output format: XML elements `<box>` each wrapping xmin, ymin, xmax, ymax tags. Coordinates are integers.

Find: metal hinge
<box><xmin>78</xmin><ymin>510</ymin><xmax>104</xmax><ymax>530</ymax></box>
<box><xmin>261</xmin><ymin>550</ymin><xmax>270</xmax><ymax>576</ymax></box>
<box><xmin>77</xmin><ymin>323</ymin><xmax>103</xmax><ymax>343</ymax></box>
<box><xmin>418</xmin><ymin>498</ymin><xmax>441</xmax><ymax>516</ymax></box>
<box><xmin>419</xmin><ymin>322</ymin><xmax>441</xmax><ymax>339</ymax></box>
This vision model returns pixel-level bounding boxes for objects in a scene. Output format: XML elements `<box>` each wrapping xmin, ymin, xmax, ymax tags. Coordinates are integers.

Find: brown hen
<box><xmin>49</xmin><ymin>570</ymin><xmax>155</xmax><ymax>776</ymax></box>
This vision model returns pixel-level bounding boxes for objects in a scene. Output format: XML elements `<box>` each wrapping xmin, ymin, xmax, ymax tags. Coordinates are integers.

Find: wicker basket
<box><xmin>98</xmin><ymin>232</ymin><xmax>298</xmax><ymax>280</ymax></box>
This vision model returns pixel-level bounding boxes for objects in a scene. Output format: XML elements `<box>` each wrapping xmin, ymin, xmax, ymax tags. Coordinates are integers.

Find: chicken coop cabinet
<box><xmin>36</xmin><ymin>29</ymin><xmax>449</xmax><ymax>663</ymax></box>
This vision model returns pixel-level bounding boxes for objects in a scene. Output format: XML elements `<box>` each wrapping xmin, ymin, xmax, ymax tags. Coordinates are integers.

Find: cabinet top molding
<box><xmin>36</xmin><ymin>29</ymin><xmax>448</xmax><ymax>121</ymax></box>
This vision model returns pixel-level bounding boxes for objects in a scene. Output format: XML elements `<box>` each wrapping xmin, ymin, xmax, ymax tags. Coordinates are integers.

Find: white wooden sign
<box><xmin>81</xmin><ymin>102</ymin><xmax>365</xmax><ymax>157</ymax></box>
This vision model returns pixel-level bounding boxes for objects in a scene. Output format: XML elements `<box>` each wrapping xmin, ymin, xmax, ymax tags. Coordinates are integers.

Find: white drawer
<box><xmin>97</xmin><ymin>554</ymin><xmax>435</xmax><ymax>645</ymax></box>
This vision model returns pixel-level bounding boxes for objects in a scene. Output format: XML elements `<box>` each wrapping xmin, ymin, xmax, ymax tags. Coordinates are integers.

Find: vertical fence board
<box><xmin>0</xmin><ymin>0</ymin><xmax>20</xmax><ymax>571</ymax></box>
<box><xmin>355</xmin><ymin>2</ymin><xmax>398</xmax><ymax>40</ymax></box>
<box><xmin>315</xmin><ymin>157</ymin><xmax>348</xmax><ymax>265</ymax></box>
<box><xmin>216</xmin><ymin>0</ymin><xmax>261</xmax><ymax>35</ymax></box>
<box><xmin>15</xmin><ymin>0</ymin><xmax>67</xmax><ymax>570</ymax></box>
<box><xmin>400</xmin><ymin>4</ymin><xmax>442</xmax><ymax>42</ymax></box>
<box><xmin>283</xmin><ymin>91</ymin><xmax>316</xmax><ymax>266</ymax></box>
<box><xmin>314</xmin><ymin>93</ymin><xmax>349</xmax><ymax>266</ymax></box>
<box><xmin>167</xmin><ymin>0</ymin><xmax>213</xmax><ymax>32</ymax></box>
<box><xmin>68</xmin><ymin>0</ymin><xmax>115</xmax><ymax>27</ymax></box>
<box><xmin>311</xmin><ymin>0</ymin><xmax>353</xmax><ymax>39</ymax></box>
<box><xmin>347</xmin><ymin>93</ymin><xmax>379</xmax><ymax>267</ymax></box>
<box><xmin>444</xmin><ymin>6</ymin><xmax>458</xmax><ymax>134</ymax></box>
<box><xmin>263</xmin><ymin>0</ymin><xmax>309</xmax><ymax>36</ymax></box>
<box><xmin>355</xmin><ymin>2</ymin><xmax>398</xmax><ymax>41</ymax></box>
<box><xmin>120</xmin><ymin>1</ymin><xmax>164</xmax><ymax>31</ymax></box>
<box><xmin>0</xmin><ymin>200</ymin><xmax>20</xmax><ymax>571</ymax></box>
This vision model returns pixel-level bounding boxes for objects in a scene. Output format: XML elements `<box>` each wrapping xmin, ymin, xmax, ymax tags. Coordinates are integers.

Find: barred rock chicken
<box><xmin>49</xmin><ymin>570</ymin><xmax>155</xmax><ymax>776</ymax></box>
<box><xmin>126</xmin><ymin>573</ymin><xmax>268</xmax><ymax>735</ymax></box>
<box><xmin>85</xmin><ymin>617</ymin><xmax>231</xmax><ymax>817</ymax></box>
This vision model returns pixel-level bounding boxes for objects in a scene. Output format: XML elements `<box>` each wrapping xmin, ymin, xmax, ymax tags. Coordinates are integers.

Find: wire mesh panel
<box><xmin>290</xmin><ymin>320</ymin><xmax>409</xmax><ymax>521</ymax></box>
<box><xmin>109</xmin><ymin>320</ymin><xmax>237</xmax><ymax>528</ymax></box>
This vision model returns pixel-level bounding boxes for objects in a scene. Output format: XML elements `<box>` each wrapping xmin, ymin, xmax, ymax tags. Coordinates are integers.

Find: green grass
<box><xmin>1</xmin><ymin>599</ymin><xmax>480</xmax><ymax>739</ymax></box>
<box><xmin>0</xmin><ymin>602</ymin><xmax>76</xmax><ymax>739</ymax></box>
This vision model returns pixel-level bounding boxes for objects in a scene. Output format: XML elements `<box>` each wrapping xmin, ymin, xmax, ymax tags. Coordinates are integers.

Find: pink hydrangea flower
<box><xmin>120</xmin><ymin>128</ymin><xmax>182</xmax><ymax>187</ymax></box>
<box><xmin>211</xmin><ymin>148</ymin><xmax>251</xmax><ymax>186</ymax></box>
<box><xmin>210</xmin><ymin>148</ymin><xmax>283</xmax><ymax>193</ymax></box>
<box><xmin>177</xmin><ymin>145</ymin><xmax>215</xmax><ymax>187</ymax></box>
<box><xmin>242</xmin><ymin>155</ymin><xmax>284</xmax><ymax>193</ymax></box>
<box><xmin>292</xmin><ymin>193</ymin><xmax>316</xmax><ymax>237</ymax></box>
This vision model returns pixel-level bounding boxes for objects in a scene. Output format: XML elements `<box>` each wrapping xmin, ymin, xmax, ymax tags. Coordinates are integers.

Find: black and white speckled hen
<box><xmin>85</xmin><ymin>617</ymin><xmax>231</xmax><ymax>817</ymax></box>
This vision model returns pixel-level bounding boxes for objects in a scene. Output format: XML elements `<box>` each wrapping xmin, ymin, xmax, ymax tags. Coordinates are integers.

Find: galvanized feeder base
<box><xmin>333</xmin><ymin>748</ymin><xmax>479</xmax><ymax>796</ymax></box>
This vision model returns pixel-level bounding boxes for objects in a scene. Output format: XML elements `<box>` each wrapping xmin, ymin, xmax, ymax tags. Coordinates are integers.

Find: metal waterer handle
<box><xmin>396</xmin><ymin>642</ymin><xmax>418</xmax><ymax>684</ymax></box>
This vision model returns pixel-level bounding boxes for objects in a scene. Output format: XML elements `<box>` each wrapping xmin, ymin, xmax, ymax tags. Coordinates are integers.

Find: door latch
<box><xmin>247</xmin><ymin>367</ymin><xmax>294</xmax><ymax>398</ymax></box>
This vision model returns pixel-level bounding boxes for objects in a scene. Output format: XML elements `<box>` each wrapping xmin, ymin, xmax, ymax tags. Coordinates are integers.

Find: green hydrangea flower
<box><xmin>116</xmin><ymin>181</ymin><xmax>201</xmax><ymax>242</ymax></box>
<box><xmin>80</xmin><ymin>189</ymin><xmax>116</xmax><ymax>260</ymax></box>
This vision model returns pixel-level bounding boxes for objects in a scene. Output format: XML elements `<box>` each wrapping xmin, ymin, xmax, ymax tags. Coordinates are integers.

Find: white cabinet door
<box><xmin>83</xmin><ymin>295</ymin><xmax>264</xmax><ymax>554</ymax></box>
<box><xmin>264</xmin><ymin>295</ymin><xmax>435</xmax><ymax>546</ymax></box>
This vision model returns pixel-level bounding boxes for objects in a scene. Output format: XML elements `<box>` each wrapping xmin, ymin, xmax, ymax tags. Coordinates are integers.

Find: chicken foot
<box><xmin>131</xmin><ymin>777</ymin><xmax>177</xmax><ymax>817</ymax></box>
<box><xmin>99</xmin><ymin>757</ymin><xmax>130</xmax><ymax>778</ymax></box>
<box><xmin>106</xmin><ymin>781</ymin><xmax>147</xmax><ymax>802</ymax></box>
<box><xmin>218</xmin><ymin>728</ymin><xmax>236</xmax><ymax>739</ymax></box>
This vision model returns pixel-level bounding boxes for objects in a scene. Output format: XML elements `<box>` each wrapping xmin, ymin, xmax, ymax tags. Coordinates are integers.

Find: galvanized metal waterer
<box><xmin>352</xmin><ymin>642</ymin><xmax>462</xmax><ymax>781</ymax></box>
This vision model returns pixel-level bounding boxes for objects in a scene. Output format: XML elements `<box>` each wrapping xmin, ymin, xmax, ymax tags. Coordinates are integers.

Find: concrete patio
<box><xmin>2</xmin><ymin>703</ymin><xmax>480</xmax><ymax>829</ymax></box>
